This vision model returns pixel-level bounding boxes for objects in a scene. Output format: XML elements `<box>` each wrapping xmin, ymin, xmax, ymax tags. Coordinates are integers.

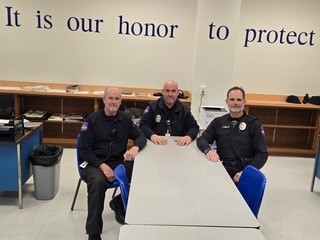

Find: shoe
<box><xmin>109</xmin><ymin>196</ymin><xmax>125</xmax><ymax>225</ymax></box>
<box><xmin>88</xmin><ymin>234</ymin><xmax>101</xmax><ymax>240</ymax></box>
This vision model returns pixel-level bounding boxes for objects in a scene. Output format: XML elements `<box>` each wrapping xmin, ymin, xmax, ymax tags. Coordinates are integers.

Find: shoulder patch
<box><xmin>81</xmin><ymin>122</ymin><xmax>89</xmax><ymax>131</ymax></box>
<box><xmin>143</xmin><ymin>106</ymin><xmax>150</xmax><ymax>114</ymax></box>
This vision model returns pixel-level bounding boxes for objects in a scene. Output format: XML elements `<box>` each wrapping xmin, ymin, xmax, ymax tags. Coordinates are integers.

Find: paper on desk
<box><xmin>0</xmin><ymin>86</ymin><xmax>22</xmax><ymax>90</ymax></box>
<box><xmin>0</xmin><ymin>119</ymin><xmax>10</xmax><ymax>124</ymax></box>
<box><xmin>24</xmin><ymin>122</ymin><xmax>42</xmax><ymax>128</ymax></box>
<box><xmin>71</xmin><ymin>91</ymin><xmax>90</xmax><ymax>94</ymax></box>
<box><xmin>136</xmin><ymin>93</ymin><xmax>151</xmax><ymax>97</ymax></box>
<box><xmin>92</xmin><ymin>91</ymin><xmax>104</xmax><ymax>95</ymax></box>
<box><xmin>122</xmin><ymin>92</ymin><xmax>135</xmax><ymax>96</ymax></box>
<box><xmin>47</xmin><ymin>89</ymin><xmax>67</xmax><ymax>93</ymax></box>
<box><xmin>22</xmin><ymin>85</ymin><xmax>50</xmax><ymax>91</ymax></box>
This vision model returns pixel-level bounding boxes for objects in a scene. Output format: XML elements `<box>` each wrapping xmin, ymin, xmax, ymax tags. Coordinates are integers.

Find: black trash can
<box><xmin>31</xmin><ymin>145</ymin><xmax>63</xmax><ymax>200</ymax></box>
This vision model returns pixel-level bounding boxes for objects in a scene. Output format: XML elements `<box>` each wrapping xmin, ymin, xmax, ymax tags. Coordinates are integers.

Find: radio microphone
<box><xmin>111</xmin><ymin>129</ymin><xmax>117</xmax><ymax>140</ymax></box>
<box><xmin>231</xmin><ymin>120</ymin><xmax>238</xmax><ymax>129</ymax></box>
<box><xmin>111</xmin><ymin>129</ymin><xmax>117</xmax><ymax>135</ymax></box>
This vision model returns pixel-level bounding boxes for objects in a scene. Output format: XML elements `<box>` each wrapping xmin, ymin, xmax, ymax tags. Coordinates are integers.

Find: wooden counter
<box><xmin>245</xmin><ymin>94</ymin><xmax>320</xmax><ymax>157</ymax></box>
<box><xmin>0</xmin><ymin>80</ymin><xmax>191</xmax><ymax>148</ymax></box>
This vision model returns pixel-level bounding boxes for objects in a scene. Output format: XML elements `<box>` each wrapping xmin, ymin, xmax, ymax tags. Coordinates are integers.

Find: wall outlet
<box><xmin>200</xmin><ymin>85</ymin><xmax>206</xmax><ymax>95</ymax></box>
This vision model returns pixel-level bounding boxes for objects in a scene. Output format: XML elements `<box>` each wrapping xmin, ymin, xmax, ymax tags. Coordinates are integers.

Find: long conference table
<box><xmin>119</xmin><ymin>225</ymin><xmax>266</xmax><ymax>240</ymax></box>
<box><xmin>125</xmin><ymin>137</ymin><xmax>260</xmax><ymax>228</ymax></box>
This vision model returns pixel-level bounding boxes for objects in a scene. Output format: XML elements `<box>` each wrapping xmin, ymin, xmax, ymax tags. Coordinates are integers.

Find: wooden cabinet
<box><xmin>0</xmin><ymin>81</ymin><xmax>191</xmax><ymax>148</ymax></box>
<box><xmin>245</xmin><ymin>94</ymin><xmax>320</xmax><ymax>157</ymax></box>
<box><xmin>0</xmin><ymin>126</ymin><xmax>42</xmax><ymax>208</ymax></box>
<box><xmin>19</xmin><ymin>95</ymin><xmax>95</xmax><ymax>147</ymax></box>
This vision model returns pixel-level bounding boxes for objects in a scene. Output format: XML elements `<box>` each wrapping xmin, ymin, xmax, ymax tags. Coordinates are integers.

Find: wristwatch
<box><xmin>203</xmin><ymin>148</ymin><xmax>212</xmax><ymax>155</ymax></box>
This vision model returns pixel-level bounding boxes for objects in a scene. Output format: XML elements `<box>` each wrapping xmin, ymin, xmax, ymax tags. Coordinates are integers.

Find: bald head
<box><xmin>104</xmin><ymin>86</ymin><xmax>121</xmax><ymax>98</ymax></box>
<box><xmin>163</xmin><ymin>80</ymin><xmax>179</xmax><ymax>90</ymax></box>
<box><xmin>162</xmin><ymin>80</ymin><xmax>179</xmax><ymax>109</ymax></box>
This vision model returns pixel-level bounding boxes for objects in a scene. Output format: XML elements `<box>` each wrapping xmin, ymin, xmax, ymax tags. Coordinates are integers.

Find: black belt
<box><xmin>222</xmin><ymin>158</ymin><xmax>250</xmax><ymax>169</ymax></box>
<box><xmin>222</xmin><ymin>160</ymin><xmax>243</xmax><ymax>169</ymax></box>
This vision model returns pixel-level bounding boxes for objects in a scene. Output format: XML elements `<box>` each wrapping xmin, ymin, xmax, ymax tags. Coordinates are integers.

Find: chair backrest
<box><xmin>237</xmin><ymin>165</ymin><xmax>267</xmax><ymax>218</ymax></box>
<box><xmin>114</xmin><ymin>164</ymin><xmax>130</xmax><ymax>211</ymax></box>
<box><xmin>76</xmin><ymin>134</ymin><xmax>84</xmax><ymax>177</ymax></box>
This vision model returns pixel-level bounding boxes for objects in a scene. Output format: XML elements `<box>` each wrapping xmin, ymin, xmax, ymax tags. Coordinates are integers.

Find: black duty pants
<box><xmin>82</xmin><ymin>163</ymin><xmax>133</xmax><ymax>235</ymax></box>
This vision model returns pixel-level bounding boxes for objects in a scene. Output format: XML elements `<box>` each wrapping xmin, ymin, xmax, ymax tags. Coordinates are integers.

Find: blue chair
<box><xmin>114</xmin><ymin>164</ymin><xmax>130</xmax><ymax>212</ymax></box>
<box><xmin>70</xmin><ymin>135</ymin><xmax>119</xmax><ymax>211</ymax></box>
<box><xmin>237</xmin><ymin>165</ymin><xmax>267</xmax><ymax>218</ymax></box>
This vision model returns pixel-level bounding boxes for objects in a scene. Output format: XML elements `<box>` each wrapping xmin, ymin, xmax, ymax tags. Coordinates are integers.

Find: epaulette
<box><xmin>246</xmin><ymin>114</ymin><xmax>257</xmax><ymax>121</ymax></box>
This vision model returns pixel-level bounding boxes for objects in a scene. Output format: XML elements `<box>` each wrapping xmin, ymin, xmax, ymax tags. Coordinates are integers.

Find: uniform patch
<box><xmin>144</xmin><ymin>106</ymin><xmax>150</xmax><ymax>114</ymax></box>
<box><xmin>81</xmin><ymin>122</ymin><xmax>89</xmax><ymax>131</ymax></box>
<box><xmin>261</xmin><ymin>126</ymin><xmax>265</xmax><ymax>136</ymax></box>
<box><xmin>155</xmin><ymin>114</ymin><xmax>161</xmax><ymax>123</ymax></box>
<box><xmin>239</xmin><ymin>122</ymin><xmax>247</xmax><ymax>131</ymax></box>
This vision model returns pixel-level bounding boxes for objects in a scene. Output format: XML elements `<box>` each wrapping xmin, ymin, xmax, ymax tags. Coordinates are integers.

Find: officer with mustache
<box><xmin>197</xmin><ymin>86</ymin><xmax>268</xmax><ymax>183</ymax></box>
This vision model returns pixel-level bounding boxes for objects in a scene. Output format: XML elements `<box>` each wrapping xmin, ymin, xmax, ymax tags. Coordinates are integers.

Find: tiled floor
<box><xmin>0</xmin><ymin>148</ymin><xmax>320</xmax><ymax>240</ymax></box>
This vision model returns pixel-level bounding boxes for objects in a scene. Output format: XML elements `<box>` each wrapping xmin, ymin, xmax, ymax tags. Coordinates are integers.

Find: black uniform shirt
<box><xmin>79</xmin><ymin>109</ymin><xmax>146</xmax><ymax>169</ymax></box>
<box><xmin>139</xmin><ymin>97</ymin><xmax>199</xmax><ymax>140</ymax></box>
<box><xmin>197</xmin><ymin>112</ymin><xmax>268</xmax><ymax>170</ymax></box>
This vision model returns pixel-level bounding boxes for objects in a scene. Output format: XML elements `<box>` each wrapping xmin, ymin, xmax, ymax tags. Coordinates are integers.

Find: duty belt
<box><xmin>222</xmin><ymin>159</ymin><xmax>243</xmax><ymax>169</ymax></box>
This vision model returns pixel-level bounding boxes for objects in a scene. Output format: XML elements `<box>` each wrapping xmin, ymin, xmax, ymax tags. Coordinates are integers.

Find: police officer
<box><xmin>197</xmin><ymin>86</ymin><xmax>268</xmax><ymax>183</ymax></box>
<box><xmin>140</xmin><ymin>80</ymin><xmax>199</xmax><ymax>146</ymax></box>
<box><xmin>79</xmin><ymin>87</ymin><xmax>146</xmax><ymax>240</ymax></box>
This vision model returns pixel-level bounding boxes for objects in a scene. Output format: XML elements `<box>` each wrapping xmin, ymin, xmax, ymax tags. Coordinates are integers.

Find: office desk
<box><xmin>119</xmin><ymin>225</ymin><xmax>266</xmax><ymax>240</ymax></box>
<box><xmin>0</xmin><ymin>125</ymin><xmax>43</xmax><ymax>208</ymax></box>
<box><xmin>126</xmin><ymin>138</ymin><xmax>259</xmax><ymax>228</ymax></box>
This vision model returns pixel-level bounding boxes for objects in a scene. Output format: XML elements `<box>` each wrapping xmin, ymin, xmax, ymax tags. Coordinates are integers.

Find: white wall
<box><xmin>191</xmin><ymin>0</ymin><xmax>241</xmax><ymax>116</ymax></box>
<box><xmin>1</xmin><ymin>0</ymin><xmax>319</xmax><ymax>121</ymax></box>
<box><xmin>233</xmin><ymin>0</ymin><xmax>320</xmax><ymax>96</ymax></box>
<box><xmin>0</xmin><ymin>0</ymin><xmax>197</xmax><ymax>90</ymax></box>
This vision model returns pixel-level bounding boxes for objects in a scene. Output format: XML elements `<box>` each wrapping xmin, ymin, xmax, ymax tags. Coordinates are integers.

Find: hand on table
<box><xmin>206</xmin><ymin>150</ymin><xmax>220</xmax><ymax>162</ymax></box>
<box><xmin>151</xmin><ymin>134</ymin><xmax>168</xmax><ymax>145</ymax></box>
<box><xmin>124</xmin><ymin>146</ymin><xmax>139</xmax><ymax>161</ymax></box>
<box><xmin>175</xmin><ymin>136</ymin><xmax>192</xmax><ymax>146</ymax></box>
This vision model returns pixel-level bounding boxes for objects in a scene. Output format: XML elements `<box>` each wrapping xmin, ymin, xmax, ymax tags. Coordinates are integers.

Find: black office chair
<box><xmin>0</xmin><ymin>95</ymin><xmax>15</xmax><ymax>119</ymax></box>
<box><xmin>70</xmin><ymin>134</ymin><xmax>119</xmax><ymax>210</ymax></box>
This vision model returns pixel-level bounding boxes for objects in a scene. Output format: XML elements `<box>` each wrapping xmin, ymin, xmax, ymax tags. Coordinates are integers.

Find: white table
<box><xmin>126</xmin><ymin>137</ymin><xmax>259</xmax><ymax>228</ymax></box>
<box><xmin>119</xmin><ymin>225</ymin><xmax>266</xmax><ymax>240</ymax></box>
